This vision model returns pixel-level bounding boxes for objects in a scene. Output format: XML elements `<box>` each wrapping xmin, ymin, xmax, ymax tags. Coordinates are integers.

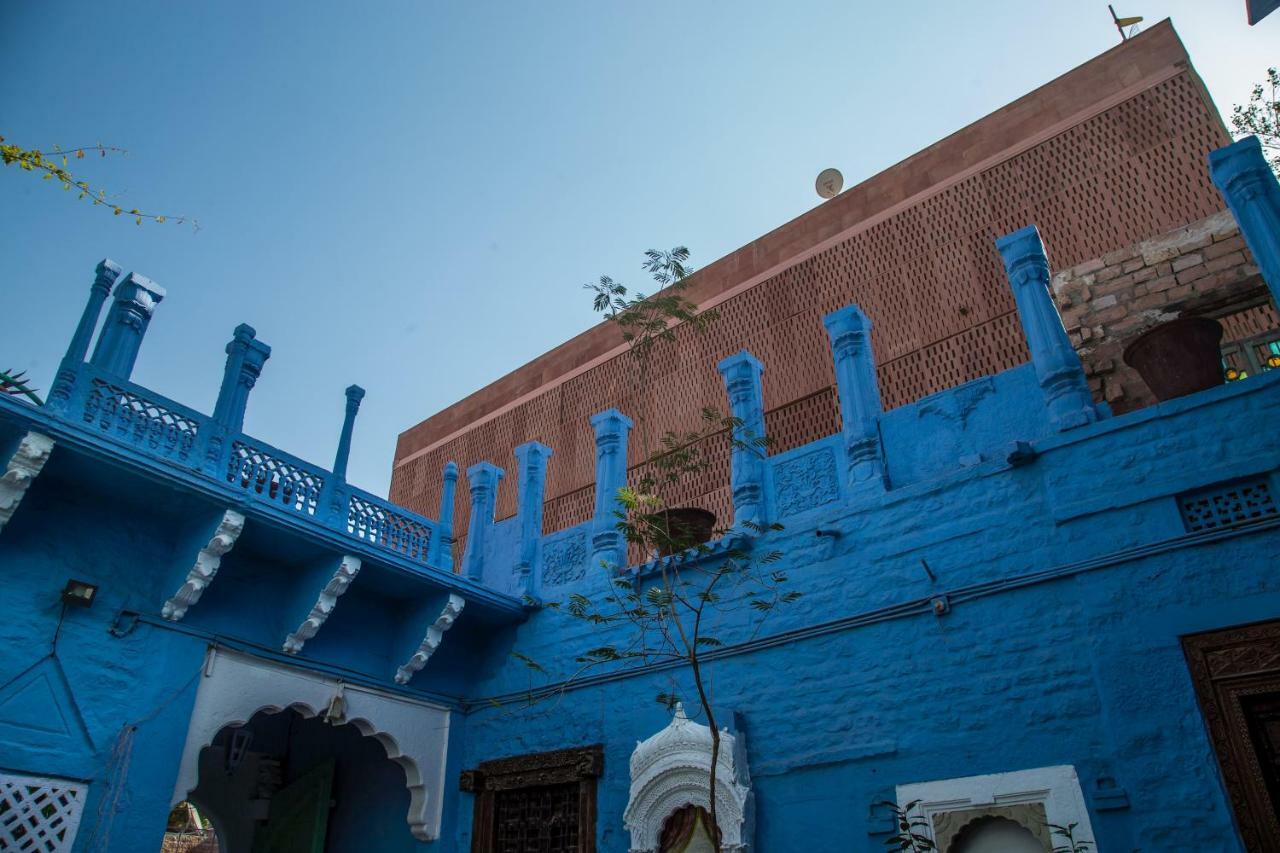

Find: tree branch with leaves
<box><xmin>1232</xmin><ymin>67</ymin><xmax>1280</xmax><ymax>175</ymax></box>
<box><xmin>1</xmin><ymin>136</ymin><xmax>195</xmax><ymax>227</ymax></box>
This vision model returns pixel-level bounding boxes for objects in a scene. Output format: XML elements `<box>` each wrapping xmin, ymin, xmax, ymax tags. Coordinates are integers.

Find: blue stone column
<box><xmin>717</xmin><ymin>350</ymin><xmax>772</xmax><ymax>529</ymax></box>
<box><xmin>461</xmin><ymin>461</ymin><xmax>504</xmax><ymax>583</ymax></box>
<box><xmin>513</xmin><ymin>441</ymin><xmax>552</xmax><ymax>600</ymax></box>
<box><xmin>203</xmin><ymin>325</ymin><xmax>271</xmax><ymax>475</ymax></box>
<box><xmin>823</xmin><ymin>305</ymin><xmax>885</xmax><ymax>491</ymax></box>
<box><xmin>435</xmin><ymin>462</ymin><xmax>459</xmax><ymax>572</ymax></box>
<box><xmin>48</xmin><ymin>260</ymin><xmax>122</xmax><ymax>411</ymax></box>
<box><xmin>89</xmin><ymin>273</ymin><xmax>166</xmax><ymax>380</ymax></box>
<box><xmin>590</xmin><ymin>408</ymin><xmax>633</xmax><ymax>571</ymax></box>
<box><xmin>996</xmin><ymin>225</ymin><xmax>1099</xmax><ymax>431</ymax></box>
<box><xmin>331</xmin><ymin>385</ymin><xmax>366</xmax><ymax>480</ymax></box>
<box><xmin>1210</xmin><ymin>135</ymin><xmax>1280</xmax><ymax>306</ymax></box>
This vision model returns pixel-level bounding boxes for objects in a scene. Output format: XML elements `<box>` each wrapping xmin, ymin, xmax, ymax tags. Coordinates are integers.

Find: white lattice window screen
<box><xmin>0</xmin><ymin>772</ymin><xmax>88</xmax><ymax>852</ymax></box>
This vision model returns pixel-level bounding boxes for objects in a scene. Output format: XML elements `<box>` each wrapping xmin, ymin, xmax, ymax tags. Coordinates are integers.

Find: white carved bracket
<box><xmin>173</xmin><ymin>648</ymin><xmax>452</xmax><ymax>842</ymax></box>
<box><xmin>0</xmin><ymin>432</ymin><xmax>54</xmax><ymax>535</ymax></box>
<box><xmin>395</xmin><ymin>594</ymin><xmax>465</xmax><ymax>684</ymax></box>
<box><xmin>162</xmin><ymin>509</ymin><xmax>246</xmax><ymax>620</ymax></box>
<box><xmin>283</xmin><ymin>555</ymin><xmax>362</xmax><ymax>654</ymax></box>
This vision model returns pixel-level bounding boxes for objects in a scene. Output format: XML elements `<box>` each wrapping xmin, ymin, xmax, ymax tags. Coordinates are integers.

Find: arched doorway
<box><xmin>950</xmin><ymin>815</ymin><xmax>1046</xmax><ymax>853</ymax></box>
<box><xmin>183</xmin><ymin>707</ymin><xmax>418</xmax><ymax>853</ymax></box>
<box><xmin>658</xmin><ymin>805</ymin><xmax>720</xmax><ymax>853</ymax></box>
<box><xmin>160</xmin><ymin>801</ymin><xmax>220</xmax><ymax>853</ymax></box>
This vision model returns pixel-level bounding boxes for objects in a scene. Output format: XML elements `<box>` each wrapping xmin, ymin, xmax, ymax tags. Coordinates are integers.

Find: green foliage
<box><xmin>1232</xmin><ymin>67</ymin><xmax>1280</xmax><ymax>175</ymax></box>
<box><xmin>0</xmin><ymin>136</ymin><xmax>195</xmax><ymax>227</ymax></box>
<box><xmin>1049</xmin><ymin>822</ymin><xmax>1094</xmax><ymax>853</ymax></box>
<box><xmin>879</xmin><ymin>801</ymin><xmax>936</xmax><ymax>852</ymax></box>
<box><xmin>0</xmin><ymin>369</ymin><xmax>43</xmax><ymax>406</ymax></box>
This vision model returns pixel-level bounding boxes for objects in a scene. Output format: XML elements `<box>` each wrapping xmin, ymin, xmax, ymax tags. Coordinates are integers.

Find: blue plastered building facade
<box><xmin>3</xmin><ymin>122</ymin><xmax>1280</xmax><ymax>853</ymax></box>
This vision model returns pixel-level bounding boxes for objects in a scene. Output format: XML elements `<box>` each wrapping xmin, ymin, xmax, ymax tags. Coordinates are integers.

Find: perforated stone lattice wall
<box><xmin>392</xmin><ymin>68</ymin><xmax>1232</xmax><ymax>561</ymax></box>
<box><xmin>1179</xmin><ymin>479</ymin><xmax>1279</xmax><ymax>533</ymax></box>
<box><xmin>0</xmin><ymin>772</ymin><xmax>88</xmax><ymax>852</ymax></box>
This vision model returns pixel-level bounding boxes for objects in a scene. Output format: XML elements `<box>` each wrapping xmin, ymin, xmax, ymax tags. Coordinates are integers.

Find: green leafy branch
<box><xmin>1</xmin><ymin>136</ymin><xmax>196</xmax><ymax>228</ymax></box>
<box><xmin>0</xmin><ymin>369</ymin><xmax>43</xmax><ymax>406</ymax></box>
<box><xmin>1231</xmin><ymin>67</ymin><xmax>1280</xmax><ymax>175</ymax></box>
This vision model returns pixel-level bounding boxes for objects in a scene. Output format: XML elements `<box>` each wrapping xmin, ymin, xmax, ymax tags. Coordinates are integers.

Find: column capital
<box><xmin>717</xmin><ymin>349</ymin><xmax>764</xmax><ymax>378</ymax></box>
<box><xmin>590</xmin><ymin>408</ymin><xmax>633</xmax><ymax>435</ymax></box>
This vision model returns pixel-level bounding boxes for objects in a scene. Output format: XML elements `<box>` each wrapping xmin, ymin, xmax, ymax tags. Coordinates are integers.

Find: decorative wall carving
<box><xmin>161</xmin><ymin>509</ymin><xmax>246</xmax><ymax>621</ymax></box>
<box><xmin>461</xmin><ymin>744</ymin><xmax>603</xmax><ymax>852</ymax></box>
<box><xmin>283</xmin><ymin>555</ymin><xmax>362</xmax><ymax>654</ymax></box>
<box><xmin>774</xmin><ymin>447</ymin><xmax>839</xmax><ymax>518</ymax></box>
<box><xmin>542</xmin><ymin>527</ymin><xmax>589</xmax><ymax>587</ymax></box>
<box><xmin>0</xmin><ymin>431</ymin><xmax>54</xmax><ymax>535</ymax></box>
<box><xmin>624</xmin><ymin>705</ymin><xmax>753</xmax><ymax>852</ymax></box>
<box><xmin>395</xmin><ymin>594</ymin><xmax>465</xmax><ymax>684</ymax></box>
<box><xmin>173</xmin><ymin>648</ymin><xmax>452</xmax><ymax>842</ymax></box>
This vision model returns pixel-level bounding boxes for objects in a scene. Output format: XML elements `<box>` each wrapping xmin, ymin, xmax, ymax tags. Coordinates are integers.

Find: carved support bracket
<box><xmin>823</xmin><ymin>304</ymin><xmax>886</xmax><ymax>492</ymax></box>
<box><xmin>161</xmin><ymin>509</ymin><xmax>246</xmax><ymax>620</ymax></box>
<box><xmin>395</xmin><ymin>593</ymin><xmax>465</xmax><ymax>684</ymax></box>
<box><xmin>997</xmin><ymin>225</ymin><xmax>1099</xmax><ymax>431</ymax></box>
<box><xmin>513</xmin><ymin>441</ymin><xmax>552</xmax><ymax>600</ymax></box>
<box><xmin>1210</xmin><ymin>135</ymin><xmax>1280</xmax><ymax>307</ymax></box>
<box><xmin>0</xmin><ymin>432</ymin><xmax>55</xmax><ymax>535</ymax></box>
<box><xmin>462</xmin><ymin>461</ymin><xmax>504</xmax><ymax>583</ymax></box>
<box><xmin>717</xmin><ymin>350</ymin><xmax>772</xmax><ymax>528</ymax></box>
<box><xmin>283</xmin><ymin>555</ymin><xmax>362</xmax><ymax>654</ymax></box>
<box><xmin>590</xmin><ymin>408</ymin><xmax>633</xmax><ymax>571</ymax></box>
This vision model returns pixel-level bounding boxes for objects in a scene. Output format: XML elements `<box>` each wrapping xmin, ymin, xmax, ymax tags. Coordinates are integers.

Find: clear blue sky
<box><xmin>1</xmin><ymin>1</ymin><xmax>1275</xmax><ymax>497</ymax></box>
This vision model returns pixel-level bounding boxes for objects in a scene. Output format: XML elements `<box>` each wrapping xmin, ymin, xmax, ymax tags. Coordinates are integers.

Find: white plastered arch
<box><xmin>623</xmin><ymin>705</ymin><xmax>753</xmax><ymax>852</ymax></box>
<box><xmin>172</xmin><ymin>648</ymin><xmax>452</xmax><ymax>842</ymax></box>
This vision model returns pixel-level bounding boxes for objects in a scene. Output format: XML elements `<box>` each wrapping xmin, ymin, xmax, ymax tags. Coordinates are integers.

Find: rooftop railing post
<box><xmin>590</xmin><ymin>409</ymin><xmax>633</xmax><ymax>573</ymax></box>
<box><xmin>717</xmin><ymin>350</ymin><xmax>772</xmax><ymax>529</ymax></box>
<box><xmin>997</xmin><ymin>225</ymin><xmax>1100</xmax><ymax>431</ymax></box>
<box><xmin>461</xmin><ymin>461</ymin><xmax>504</xmax><ymax>583</ymax></box>
<box><xmin>89</xmin><ymin>273</ymin><xmax>166</xmax><ymax>381</ymax></box>
<box><xmin>513</xmin><ymin>441</ymin><xmax>552</xmax><ymax>601</ymax></box>
<box><xmin>1210</xmin><ymin>135</ymin><xmax>1280</xmax><ymax>306</ymax></box>
<box><xmin>47</xmin><ymin>260</ymin><xmax>122</xmax><ymax>412</ymax></box>
<box><xmin>202</xmin><ymin>325</ymin><xmax>270</xmax><ymax>477</ymax></box>
<box><xmin>434</xmin><ymin>462</ymin><xmax>459</xmax><ymax>571</ymax></box>
<box><xmin>332</xmin><ymin>385</ymin><xmax>365</xmax><ymax>481</ymax></box>
<box><xmin>823</xmin><ymin>305</ymin><xmax>886</xmax><ymax>493</ymax></box>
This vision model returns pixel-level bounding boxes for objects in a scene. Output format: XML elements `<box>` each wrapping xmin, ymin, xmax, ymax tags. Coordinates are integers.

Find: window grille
<box><xmin>0</xmin><ymin>772</ymin><xmax>88</xmax><ymax>852</ymax></box>
<box><xmin>1179</xmin><ymin>478</ymin><xmax>1279</xmax><ymax>532</ymax></box>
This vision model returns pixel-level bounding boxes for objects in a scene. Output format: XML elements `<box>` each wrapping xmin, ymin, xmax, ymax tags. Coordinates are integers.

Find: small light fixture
<box><xmin>1225</xmin><ymin>368</ymin><xmax>1242</xmax><ymax>382</ymax></box>
<box><xmin>1267</xmin><ymin>354</ymin><xmax>1280</xmax><ymax>370</ymax></box>
<box><xmin>61</xmin><ymin>579</ymin><xmax>98</xmax><ymax>608</ymax></box>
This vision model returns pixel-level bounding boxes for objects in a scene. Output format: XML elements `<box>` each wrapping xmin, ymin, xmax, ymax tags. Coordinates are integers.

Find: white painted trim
<box><xmin>0</xmin><ymin>431</ymin><xmax>54</xmax><ymax>534</ymax></box>
<box><xmin>896</xmin><ymin>765</ymin><xmax>1094</xmax><ymax>849</ymax></box>
<box><xmin>172</xmin><ymin>648</ymin><xmax>452</xmax><ymax>842</ymax></box>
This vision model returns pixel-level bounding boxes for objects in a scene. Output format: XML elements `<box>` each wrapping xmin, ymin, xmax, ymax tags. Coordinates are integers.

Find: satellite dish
<box><xmin>816</xmin><ymin>168</ymin><xmax>843</xmax><ymax>199</ymax></box>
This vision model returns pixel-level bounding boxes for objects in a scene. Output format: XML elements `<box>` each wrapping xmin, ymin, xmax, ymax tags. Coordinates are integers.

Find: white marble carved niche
<box><xmin>623</xmin><ymin>704</ymin><xmax>753</xmax><ymax>853</ymax></box>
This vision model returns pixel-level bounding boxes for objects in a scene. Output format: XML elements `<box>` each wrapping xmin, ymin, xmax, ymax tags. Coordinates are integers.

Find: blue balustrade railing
<box><xmin>41</xmin><ymin>361</ymin><xmax>451</xmax><ymax>572</ymax></box>
<box><xmin>78</xmin><ymin>366</ymin><xmax>202</xmax><ymax>463</ymax></box>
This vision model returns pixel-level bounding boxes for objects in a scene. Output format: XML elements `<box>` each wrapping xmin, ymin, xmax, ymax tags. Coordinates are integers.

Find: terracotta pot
<box><xmin>1122</xmin><ymin>316</ymin><xmax>1225</xmax><ymax>402</ymax></box>
<box><xmin>656</xmin><ymin>507</ymin><xmax>717</xmax><ymax>556</ymax></box>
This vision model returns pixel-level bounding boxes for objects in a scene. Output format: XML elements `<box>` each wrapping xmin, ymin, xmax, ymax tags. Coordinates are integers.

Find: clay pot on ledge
<box><xmin>655</xmin><ymin>507</ymin><xmax>717</xmax><ymax>556</ymax></box>
<box><xmin>1122</xmin><ymin>316</ymin><xmax>1225</xmax><ymax>402</ymax></box>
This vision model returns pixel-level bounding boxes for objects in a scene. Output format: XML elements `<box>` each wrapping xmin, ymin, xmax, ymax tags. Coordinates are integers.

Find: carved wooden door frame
<box><xmin>1184</xmin><ymin>619</ymin><xmax>1280</xmax><ymax>852</ymax></box>
<box><xmin>460</xmin><ymin>744</ymin><xmax>603</xmax><ymax>853</ymax></box>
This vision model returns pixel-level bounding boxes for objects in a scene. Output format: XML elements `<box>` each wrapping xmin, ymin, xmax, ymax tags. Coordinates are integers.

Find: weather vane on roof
<box><xmin>1108</xmin><ymin>5</ymin><xmax>1143</xmax><ymax>40</ymax></box>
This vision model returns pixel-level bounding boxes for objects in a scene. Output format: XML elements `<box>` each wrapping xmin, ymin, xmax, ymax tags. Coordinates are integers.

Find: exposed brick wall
<box><xmin>391</xmin><ymin>22</ymin><xmax>1234</xmax><ymax>563</ymax></box>
<box><xmin>1051</xmin><ymin>210</ymin><xmax>1278</xmax><ymax>413</ymax></box>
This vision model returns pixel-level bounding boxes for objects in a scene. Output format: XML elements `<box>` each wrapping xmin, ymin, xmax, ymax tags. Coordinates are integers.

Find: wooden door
<box><xmin>251</xmin><ymin>759</ymin><xmax>333</xmax><ymax>853</ymax></box>
<box><xmin>1184</xmin><ymin>620</ymin><xmax>1280</xmax><ymax>852</ymax></box>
